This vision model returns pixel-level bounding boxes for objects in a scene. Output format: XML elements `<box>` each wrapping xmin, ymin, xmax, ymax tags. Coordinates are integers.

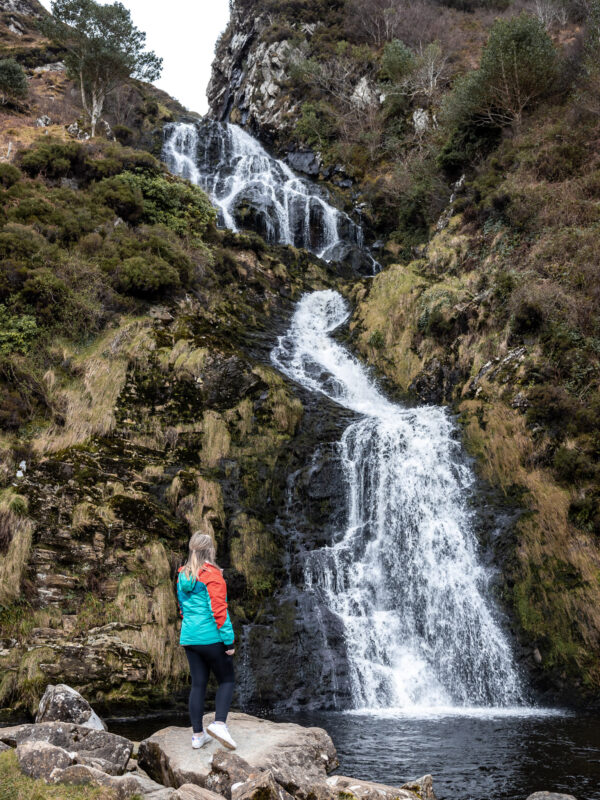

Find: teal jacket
<box><xmin>177</xmin><ymin>563</ymin><xmax>235</xmax><ymax>647</ymax></box>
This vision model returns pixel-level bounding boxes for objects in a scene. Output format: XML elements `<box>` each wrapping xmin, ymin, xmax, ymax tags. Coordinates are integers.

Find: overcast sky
<box><xmin>38</xmin><ymin>0</ymin><xmax>231</xmax><ymax>114</ymax></box>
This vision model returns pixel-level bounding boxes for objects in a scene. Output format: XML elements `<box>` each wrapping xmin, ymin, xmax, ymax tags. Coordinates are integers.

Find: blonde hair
<box><xmin>182</xmin><ymin>532</ymin><xmax>217</xmax><ymax>579</ymax></box>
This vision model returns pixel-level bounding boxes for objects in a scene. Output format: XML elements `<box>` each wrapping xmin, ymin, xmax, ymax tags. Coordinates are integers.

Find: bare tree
<box><xmin>532</xmin><ymin>0</ymin><xmax>568</xmax><ymax>29</ymax></box>
<box><xmin>346</xmin><ymin>0</ymin><xmax>404</xmax><ymax>46</ymax></box>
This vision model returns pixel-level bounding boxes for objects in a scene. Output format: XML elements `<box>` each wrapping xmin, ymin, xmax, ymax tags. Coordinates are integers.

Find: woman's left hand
<box><xmin>225</xmin><ymin>649</ymin><xmax>235</xmax><ymax>656</ymax></box>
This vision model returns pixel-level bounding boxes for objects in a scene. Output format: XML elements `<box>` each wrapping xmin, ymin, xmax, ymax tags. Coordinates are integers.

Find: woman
<box><xmin>177</xmin><ymin>532</ymin><xmax>236</xmax><ymax>750</ymax></box>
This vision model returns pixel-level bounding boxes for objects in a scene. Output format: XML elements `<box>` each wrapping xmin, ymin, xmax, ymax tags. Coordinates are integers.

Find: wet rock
<box><xmin>17</xmin><ymin>740</ymin><xmax>74</xmax><ymax>779</ymax></box>
<box><xmin>0</xmin><ymin>721</ymin><xmax>133</xmax><ymax>775</ymax></box>
<box><xmin>138</xmin><ymin>713</ymin><xmax>337</xmax><ymax>790</ymax></box>
<box><xmin>36</xmin><ymin>683</ymin><xmax>107</xmax><ymax>730</ymax></box>
<box><xmin>326</xmin><ymin>775</ymin><xmax>432</xmax><ymax>800</ymax></box>
<box><xmin>286</xmin><ymin>150</ymin><xmax>321</xmax><ymax>177</ymax></box>
<box><xmin>410</xmin><ymin>357</ymin><xmax>463</xmax><ymax>404</ymax></box>
<box><xmin>525</xmin><ymin>795</ymin><xmax>577</xmax><ymax>800</ymax></box>
<box><xmin>232</xmin><ymin>770</ymin><xmax>296</xmax><ymax>800</ymax></box>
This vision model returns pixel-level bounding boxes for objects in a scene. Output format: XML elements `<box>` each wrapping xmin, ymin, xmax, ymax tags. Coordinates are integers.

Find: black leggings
<box><xmin>184</xmin><ymin>643</ymin><xmax>235</xmax><ymax>733</ymax></box>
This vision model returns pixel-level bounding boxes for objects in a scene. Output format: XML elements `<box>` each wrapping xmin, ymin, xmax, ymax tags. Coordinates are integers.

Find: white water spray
<box><xmin>272</xmin><ymin>290</ymin><xmax>525</xmax><ymax>710</ymax></box>
<box><xmin>163</xmin><ymin>120</ymin><xmax>376</xmax><ymax>270</ymax></box>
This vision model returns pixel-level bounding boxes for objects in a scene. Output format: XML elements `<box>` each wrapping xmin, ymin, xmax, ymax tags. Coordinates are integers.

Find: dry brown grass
<box><xmin>200</xmin><ymin>410</ymin><xmax>231</xmax><ymax>468</ymax></box>
<box><xmin>0</xmin><ymin>508</ymin><xmax>33</xmax><ymax>605</ymax></box>
<box><xmin>33</xmin><ymin>319</ymin><xmax>152</xmax><ymax>455</ymax></box>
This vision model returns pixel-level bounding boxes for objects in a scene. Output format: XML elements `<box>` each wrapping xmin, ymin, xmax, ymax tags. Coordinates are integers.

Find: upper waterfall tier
<box><xmin>162</xmin><ymin>120</ymin><xmax>378</xmax><ymax>274</ymax></box>
<box><xmin>272</xmin><ymin>290</ymin><xmax>526</xmax><ymax>710</ymax></box>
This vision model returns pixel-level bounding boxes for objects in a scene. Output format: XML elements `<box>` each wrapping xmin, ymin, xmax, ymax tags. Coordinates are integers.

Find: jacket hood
<box><xmin>178</xmin><ymin>571</ymin><xmax>197</xmax><ymax>593</ymax></box>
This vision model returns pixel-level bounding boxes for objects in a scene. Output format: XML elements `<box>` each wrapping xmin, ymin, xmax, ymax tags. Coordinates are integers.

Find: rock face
<box><xmin>0</xmin><ymin>721</ymin><xmax>133</xmax><ymax>775</ymax></box>
<box><xmin>36</xmin><ymin>683</ymin><xmax>107</xmax><ymax>730</ymax></box>
<box><xmin>0</xmin><ymin>0</ymin><xmax>43</xmax><ymax>14</ymax></box>
<box><xmin>0</xmin><ymin>245</ymin><xmax>344</xmax><ymax>713</ymax></box>
<box><xmin>208</xmin><ymin>2</ymin><xmax>303</xmax><ymax>139</ymax></box>
<box><xmin>138</xmin><ymin>713</ymin><xmax>338</xmax><ymax>791</ymax></box>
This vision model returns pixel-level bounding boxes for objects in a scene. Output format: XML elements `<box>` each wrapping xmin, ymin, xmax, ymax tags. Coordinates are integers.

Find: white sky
<box><xmin>38</xmin><ymin>0</ymin><xmax>231</xmax><ymax>114</ymax></box>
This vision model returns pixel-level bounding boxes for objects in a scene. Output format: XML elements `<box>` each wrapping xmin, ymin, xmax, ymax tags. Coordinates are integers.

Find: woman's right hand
<box><xmin>225</xmin><ymin>649</ymin><xmax>235</xmax><ymax>656</ymax></box>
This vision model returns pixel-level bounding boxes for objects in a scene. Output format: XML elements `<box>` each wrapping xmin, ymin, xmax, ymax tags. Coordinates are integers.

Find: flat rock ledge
<box><xmin>137</xmin><ymin>713</ymin><xmax>434</xmax><ymax>800</ymax></box>
<box><xmin>138</xmin><ymin>712</ymin><xmax>338</xmax><ymax>791</ymax></box>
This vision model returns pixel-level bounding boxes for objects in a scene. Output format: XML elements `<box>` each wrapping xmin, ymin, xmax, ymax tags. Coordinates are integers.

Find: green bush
<box><xmin>553</xmin><ymin>446</ymin><xmax>594</xmax><ymax>485</ymax></box>
<box><xmin>511</xmin><ymin>299</ymin><xmax>544</xmax><ymax>335</ymax></box>
<box><xmin>381</xmin><ymin>39</ymin><xmax>414</xmax><ymax>83</ymax></box>
<box><xmin>20</xmin><ymin>268</ymin><xmax>72</xmax><ymax>323</ymax></box>
<box><xmin>0</xmin><ymin>59</ymin><xmax>28</xmax><ymax>106</ymax></box>
<box><xmin>440</xmin><ymin>14</ymin><xmax>559</xmax><ymax>171</ymax></box>
<box><xmin>526</xmin><ymin>385</ymin><xmax>577</xmax><ymax>428</ymax></box>
<box><xmin>114</xmin><ymin>255</ymin><xmax>180</xmax><ymax>296</ymax></box>
<box><xmin>0</xmin><ymin>224</ymin><xmax>46</xmax><ymax>261</ymax></box>
<box><xmin>93</xmin><ymin>175</ymin><xmax>144</xmax><ymax>223</ymax></box>
<box><xmin>0</xmin><ymin>164</ymin><xmax>21</xmax><ymax>189</ymax></box>
<box><xmin>113</xmin><ymin>124</ymin><xmax>135</xmax><ymax>145</ymax></box>
<box><xmin>0</xmin><ymin>304</ymin><xmax>37</xmax><ymax>356</ymax></box>
<box><xmin>569</xmin><ymin>492</ymin><xmax>600</xmax><ymax>535</ymax></box>
<box><xmin>115</xmin><ymin>172</ymin><xmax>215</xmax><ymax>236</ymax></box>
<box><xmin>20</xmin><ymin>139</ymin><xmax>86</xmax><ymax>180</ymax></box>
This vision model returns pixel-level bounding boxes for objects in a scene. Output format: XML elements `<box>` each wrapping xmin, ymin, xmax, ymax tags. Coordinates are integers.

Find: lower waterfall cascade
<box><xmin>162</xmin><ymin>120</ymin><xmax>378</xmax><ymax>272</ymax></box>
<box><xmin>272</xmin><ymin>290</ymin><xmax>526</xmax><ymax>710</ymax></box>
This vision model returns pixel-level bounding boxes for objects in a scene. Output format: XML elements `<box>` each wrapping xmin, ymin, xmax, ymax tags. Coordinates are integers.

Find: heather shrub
<box><xmin>0</xmin><ymin>164</ymin><xmax>21</xmax><ymax>189</ymax></box>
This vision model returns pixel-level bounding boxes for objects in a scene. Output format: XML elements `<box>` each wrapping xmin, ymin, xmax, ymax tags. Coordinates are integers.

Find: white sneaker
<box><xmin>192</xmin><ymin>731</ymin><xmax>211</xmax><ymax>749</ymax></box>
<box><xmin>207</xmin><ymin>721</ymin><xmax>237</xmax><ymax>750</ymax></box>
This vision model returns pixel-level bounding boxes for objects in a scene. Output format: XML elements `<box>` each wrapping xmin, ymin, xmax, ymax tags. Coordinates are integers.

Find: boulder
<box><xmin>138</xmin><ymin>712</ymin><xmax>337</xmax><ymax>791</ymax></box>
<box><xmin>526</xmin><ymin>795</ymin><xmax>577</xmax><ymax>800</ymax></box>
<box><xmin>0</xmin><ymin>741</ymin><xmax>11</xmax><ymax>752</ymax></box>
<box><xmin>326</xmin><ymin>775</ymin><xmax>432</xmax><ymax>800</ymax></box>
<box><xmin>50</xmin><ymin>762</ymin><xmax>175</xmax><ymax>798</ymax></box>
<box><xmin>401</xmin><ymin>775</ymin><xmax>436</xmax><ymax>800</ymax></box>
<box><xmin>175</xmin><ymin>785</ymin><xmax>226</xmax><ymax>800</ymax></box>
<box><xmin>285</xmin><ymin>151</ymin><xmax>321</xmax><ymax>177</ymax></box>
<box><xmin>232</xmin><ymin>770</ymin><xmax>296</xmax><ymax>800</ymax></box>
<box><xmin>205</xmin><ymin>751</ymin><xmax>252</xmax><ymax>796</ymax></box>
<box><xmin>36</xmin><ymin>683</ymin><xmax>107</xmax><ymax>730</ymax></box>
<box><xmin>17</xmin><ymin>740</ymin><xmax>73</xmax><ymax>779</ymax></box>
<box><xmin>0</xmin><ymin>721</ymin><xmax>133</xmax><ymax>775</ymax></box>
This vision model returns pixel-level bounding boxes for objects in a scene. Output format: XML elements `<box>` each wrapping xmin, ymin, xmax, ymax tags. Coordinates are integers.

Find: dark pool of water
<box><xmin>107</xmin><ymin>708</ymin><xmax>600</xmax><ymax>800</ymax></box>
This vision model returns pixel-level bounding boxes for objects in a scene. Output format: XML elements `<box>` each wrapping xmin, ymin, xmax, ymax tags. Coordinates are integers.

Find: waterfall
<box><xmin>162</xmin><ymin>120</ymin><xmax>377</xmax><ymax>273</ymax></box>
<box><xmin>272</xmin><ymin>290</ymin><xmax>525</xmax><ymax>710</ymax></box>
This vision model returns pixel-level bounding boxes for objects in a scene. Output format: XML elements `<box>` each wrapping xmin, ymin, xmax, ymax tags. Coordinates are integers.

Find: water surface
<box><xmin>108</xmin><ymin>707</ymin><xmax>600</xmax><ymax>800</ymax></box>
